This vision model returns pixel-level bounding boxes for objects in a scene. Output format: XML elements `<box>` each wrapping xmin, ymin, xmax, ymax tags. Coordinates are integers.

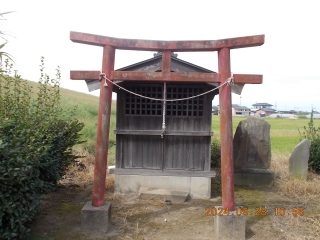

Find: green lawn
<box><xmin>211</xmin><ymin>116</ymin><xmax>317</xmax><ymax>155</ymax></box>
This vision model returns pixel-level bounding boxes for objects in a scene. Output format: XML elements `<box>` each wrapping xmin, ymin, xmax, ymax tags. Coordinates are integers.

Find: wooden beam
<box><xmin>70</xmin><ymin>31</ymin><xmax>265</xmax><ymax>52</ymax></box>
<box><xmin>162</xmin><ymin>51</ymin><xmax>171</xmax><ymax>77</ymax></box>
<box><xmin>233</xmin><ymin>74</ymin><xmax>262</xmax><ymax>84</ymax></box>
<box><xmin>70</xmin><ymin>70</ymin><xmax>263</xmax><ymax>85</ymax></box>
<box><xmin>170</xmin><ymin>72</ymin><xmax>219</xmax><ymax>82</ymax></box>
<box><xmin>114</xmin><ymin>129</ymin><xmax>213</xmax><ymax>136</ymax></box>
<box><xmin>109</xmin><ymin>168</ymin><xmax>216</xmax><ymax>178</ymax></box>
<box><xmin>70</xmin><ymin>70</ymin><xmax>100</xmax><ymax>80</ymax></box>
<box><xmin>110</xmin><ymin>71</ymin><xmax>219</xmax><ymax>83</ymax></box>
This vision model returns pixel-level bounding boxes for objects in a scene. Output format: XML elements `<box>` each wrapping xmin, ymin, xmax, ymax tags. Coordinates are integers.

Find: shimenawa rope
<box><xmin>99</xmin><ymin>72</ymin><xmax>234</xmax><ymax>137</ymax></box>
<box><xmin>99</xmin><ymin>73</ymin><xmax>234</xmax><ymax>102</ymax></box>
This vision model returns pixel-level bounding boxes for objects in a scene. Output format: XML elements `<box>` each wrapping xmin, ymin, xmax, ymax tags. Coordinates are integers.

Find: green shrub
<box><xmin>211</xmin><ymin>138</ymin><xmax>221</xmax><ymax>168</ymax></box>
<box><xmin>0</xmin><ymin>58</ymin><xmax>84</xmax><ymax>239</ymax></box>
<box><xmin>299</xmin><ymin>111</ymin><xmax>320</xmax><ymax>172</ymax></box>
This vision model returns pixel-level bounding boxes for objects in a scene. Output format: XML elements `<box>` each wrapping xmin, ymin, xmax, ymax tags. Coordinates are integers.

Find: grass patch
<box><xmin>211</xmin><ymin>115</ymin><xmax>319</xmax><ymax>154</ymax></box>
<box><xmin>24</xmin><ymin>80</ymin><xmax>115</xmax><ymax>153</ymax></box>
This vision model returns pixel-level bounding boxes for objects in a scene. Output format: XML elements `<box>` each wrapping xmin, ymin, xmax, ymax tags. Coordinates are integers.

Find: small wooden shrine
<box><xmin>70</xmin><ymin>32</ymin><xmax>264</xmax><ymax>209</ymax></box>
<box><xmin>113</xmin><ymin>53</ymin><xmax>218</xmax><ymax>176</ymax></box>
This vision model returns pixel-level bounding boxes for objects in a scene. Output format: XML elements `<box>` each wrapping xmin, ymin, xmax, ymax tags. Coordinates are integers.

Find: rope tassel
<box><xmin>100</xmin><ymin>72</ymin><xmax>108</xmax><ymax>87</ymax></box>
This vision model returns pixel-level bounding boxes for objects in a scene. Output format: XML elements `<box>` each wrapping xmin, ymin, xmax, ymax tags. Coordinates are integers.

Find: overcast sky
<box><xmin>2</xmin><ymin>0</ymin><xmax>320</xmax><ymax>112</ymax></box>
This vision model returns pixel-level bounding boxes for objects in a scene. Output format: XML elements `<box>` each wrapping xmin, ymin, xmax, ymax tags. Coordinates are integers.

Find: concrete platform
<box><xmin>115</xmin><ymin>175</ymin><xmax>211</xmax><ymax>199</ymax></box>
<box><xmin>234</xmin><ymin>168</ymin><xmax>274</xmax><ymax>186</ymax></box>
<box><xmin>81</xmin><ymin>202</ymin><xmax>111</xmax><ymax>233</ymax></box>
<box><xmin>139</xmin><ymin>187</ymin><xmax>190</xmax><ymax>203</ymax></box>
<box><xmin>214</xmin><ymin>207</ymin><xmax>246</xmax><ymax>240</ymax></box>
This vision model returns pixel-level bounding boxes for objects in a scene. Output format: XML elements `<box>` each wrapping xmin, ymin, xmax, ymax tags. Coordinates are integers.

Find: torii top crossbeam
<box><xmin>70</xmin><ymin>31</ymin><xmax>265</xmax><ymax>210</ymax></box>
<box><xmin>71</xmin><ymin>31</ymin><xmax>264</xmax><ymax>51</ymax></box>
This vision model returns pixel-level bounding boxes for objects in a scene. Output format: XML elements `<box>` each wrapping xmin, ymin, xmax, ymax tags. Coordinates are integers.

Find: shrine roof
<box><xmin>116</xmin><ymin>53</ymin><xmax>216</xmax><ymax>73</ymax></box>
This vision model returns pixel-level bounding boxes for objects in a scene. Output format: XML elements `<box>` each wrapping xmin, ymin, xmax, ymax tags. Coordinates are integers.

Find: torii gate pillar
<box><xmin>218</xmin><ymin>48</ymin><xmax>234</xmax><ymax>210</ymax></box>
<box><xmin>92</xmin><ymin>46</ymin><xmax>115</xmax><ymax>206</ymax></box>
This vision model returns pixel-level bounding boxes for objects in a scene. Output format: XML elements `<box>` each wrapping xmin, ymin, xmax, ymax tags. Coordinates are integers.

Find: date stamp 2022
<box><xmin>205</xmin><ymin>207</ymin><xmax>304</xmax><ymax>216</ymax></box>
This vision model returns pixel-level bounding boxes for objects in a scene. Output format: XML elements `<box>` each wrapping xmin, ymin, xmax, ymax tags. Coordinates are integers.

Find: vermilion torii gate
<box><xmin>70</xmin><ymin>31</ymin><xmax>264</xmax><ymax>210</ymax></box>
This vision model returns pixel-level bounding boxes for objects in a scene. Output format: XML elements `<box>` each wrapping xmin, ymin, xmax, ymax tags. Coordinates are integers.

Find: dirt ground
<box><xmin>28</xmin><ymin>179</ymin><xmax>320</xmax><ymax>240</ymax></box>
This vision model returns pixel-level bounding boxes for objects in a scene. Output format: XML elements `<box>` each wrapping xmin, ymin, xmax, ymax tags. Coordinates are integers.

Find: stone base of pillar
<box><xmin>214</xmin><ymin>207</ymin><xmax>246</xmax><ymax>240</ymax></box>
<box><xmin>81</xmin><ymin>202</ymin><xmax>111</xmax><ymax>233</ymax></box>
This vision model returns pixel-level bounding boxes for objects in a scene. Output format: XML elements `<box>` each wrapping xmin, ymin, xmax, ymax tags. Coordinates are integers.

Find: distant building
<box><xmin>307</xmin><ymin>114</ymin><xmax>320</xmax><ymax>119</ymax></box>
<box><xmin>216</xmin><ymin>104</ymin><xmax>250</xmax><ymax>116</ymax></box>
<box><xmin>212</xmin><ymin>105</ymin><xmax>218</xmax><ymax>111</ymax></box>
<box><xmin>278</xmin><ymin>110</ymin><xmax>297</xmax><ymax>114</ymax></box>
<box><xmin>232</xmin><ymin>104</ymin><xmax>250</xmax><ymax>116</ymax></box>
<box><xmin>254</xmin><ymin>108</ymin><xmax>278</xmax><ymax>117</ymax></box>
<box><xmin>269</xmin><ymin>114</ymin><xmax>298</xmax><ymax>118</ymax></box>
<box><xmin>212</xmin><ymin>105</ymin><xmax>218</xmax><ymax>115</ymax></box>
<box><xmin>252</xmin><ymin>103</ymin><xmax>273</xmax><ymax>110</ymax></box>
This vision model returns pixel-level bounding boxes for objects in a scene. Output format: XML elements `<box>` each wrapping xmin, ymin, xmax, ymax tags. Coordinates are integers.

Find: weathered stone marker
<box><xmin>233</xmin><ymin>117</ymin><xmax>274</xmax><ymax>185</ymax></box>
<box><xmin>289</xmin><ymin>139</ymin><xmax>311</xmax><ymax>180</ymax></box>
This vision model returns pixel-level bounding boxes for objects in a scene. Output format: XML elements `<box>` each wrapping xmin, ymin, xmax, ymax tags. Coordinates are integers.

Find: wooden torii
<box><xmin>70</xmin><ymin>32</ymin><xmax>264</xmax><ymax>210</ymax></box>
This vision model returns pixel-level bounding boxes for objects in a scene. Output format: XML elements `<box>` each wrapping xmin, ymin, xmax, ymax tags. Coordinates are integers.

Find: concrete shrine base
<box><xmin>214</xmin><ymin>207</ymin><xmax>246</xmax><ymax>240</ymax></box>
<box><xmin>114</xmin><ymin>175</ymin><xmax>211</xmax><ymax>199</ymax></box>
<box><xmin>81</xmin><ymin>202</ymin><xmax>111</xmax><ymax>233</ymax></box>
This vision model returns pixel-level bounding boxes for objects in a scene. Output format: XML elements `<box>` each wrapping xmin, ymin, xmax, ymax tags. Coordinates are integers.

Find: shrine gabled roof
<box><xmin>82</xmin><ymin>52</ymin><xmax>244</xmax><ymax>95</ymax></box>
<box><xmin>116</xmin><ymin>53</ymin><xmax>216</xmax><ymax>73</ymax></box>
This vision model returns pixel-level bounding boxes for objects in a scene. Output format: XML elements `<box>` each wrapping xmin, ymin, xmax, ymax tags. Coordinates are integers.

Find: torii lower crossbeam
<box><xmin>70</xmin><ymin>32</ymin><xmax>264</xmax><ymax>211</ymax></box>
<box><xmin>71</xmin><ymin>71</ymin><xmax>262</xmax><ymax>84</ymax></box>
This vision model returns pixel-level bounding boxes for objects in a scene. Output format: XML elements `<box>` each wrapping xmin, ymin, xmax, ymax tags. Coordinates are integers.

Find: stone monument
<box><xmin>289</xmin><ymin>139</ymin><xmax>311</xmax><ymax>180</ymax></box>
<box><xmin>233</xmin><ymin>117</ymin><xmax>274</xmax><ymax>185</ymax></box>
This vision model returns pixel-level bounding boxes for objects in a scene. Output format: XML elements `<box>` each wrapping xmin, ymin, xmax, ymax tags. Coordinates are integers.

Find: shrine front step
<box><xmin>139</xmin><ymin>187</ymin><xmax>189</xmax><ymax>203</ymax></box>
<box><xmin>114</xmin><ymin>175</ymin><xmax>211</xmax><ymax>199</ymax></box>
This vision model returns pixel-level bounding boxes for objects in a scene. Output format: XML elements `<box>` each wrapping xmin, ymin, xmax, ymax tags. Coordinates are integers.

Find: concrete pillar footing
<box><xmin>214</xmin><ymin>206</ymin><xmax>246</xmax><ymax>240</ymax></box>
<box><xmin>81</xmin><ymin>202</ymin><xmax>111</xmax><ymax>233</ymax></box>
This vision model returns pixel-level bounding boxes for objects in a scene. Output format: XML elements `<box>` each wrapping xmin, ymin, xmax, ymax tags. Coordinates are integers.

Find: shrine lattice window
<box><xmin>166</xmin><ymin>86</ymin><xmax>204</xmax><ymax>117</ymax></box>
<box><xmin>125</xmin><ymin>86</ymin><xmax>163</xmax><ymax>116</ymax></box>
<box><xmin>125</xmin><ymin>85</ymin><xmax>204</xmax><ymax>117</ymax></box>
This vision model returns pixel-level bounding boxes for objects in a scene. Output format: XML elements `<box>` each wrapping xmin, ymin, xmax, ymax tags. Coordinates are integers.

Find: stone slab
<box><xmin>214</xmin><ymin>207</ymin><xmax>246</xmax><ymax>240</ymax></box>
<box><xmin>234</xmin><ymin>168</ymin><xmax>274</xmax><ymax>186</ymax></box>
<box><xmin>115</xmin><ymin>175</ymin><xmax>211</xmax><ymax>199</ymax></box>
<box><xmin>289</xmin><ymin>139</ymin><xmax>311</xmax><ymax>180</ymax></box>
<box><xmin>139</xmin><ymin>187</ymin><xmax>189</xmax><ymax>202</ymax></box>
<box><xmin>81</xmin><ymin>202</ymin><xmax>111</xmax><ymax>233</ymax></box>
<box><xmin>233</xmin><ymin>117</ymin><xmax>271</xmax><ymax>169</ymax></box>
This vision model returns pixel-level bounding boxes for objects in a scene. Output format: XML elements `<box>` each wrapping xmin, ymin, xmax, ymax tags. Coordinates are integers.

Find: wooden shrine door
<box><xmin>114</xmin><ymin>83</ymin><xmax>215</xmax><ymax>173</ymax></box>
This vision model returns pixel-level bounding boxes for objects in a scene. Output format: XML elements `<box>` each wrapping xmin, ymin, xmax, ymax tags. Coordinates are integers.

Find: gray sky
<box><xmin>3</xmin><ymin>0</ymin><xmax>320</xmax><ymax>112</ymax></box>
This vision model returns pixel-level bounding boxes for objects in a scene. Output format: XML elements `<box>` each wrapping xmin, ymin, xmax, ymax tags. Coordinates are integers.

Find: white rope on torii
<box><xmin>99</xmin><ymin>72</ymin><xmax>234</xmax><ymax>102</ymax></box>
<box><xmin>99</xmin><ymin>72</ymin><xmax>234</xmax><ymax>137</ymax></box>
